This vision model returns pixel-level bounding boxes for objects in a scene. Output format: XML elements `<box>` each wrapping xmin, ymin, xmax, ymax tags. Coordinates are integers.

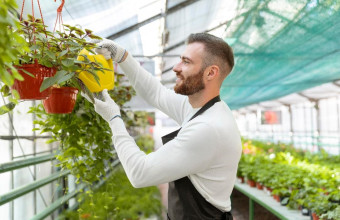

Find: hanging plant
<box><xmin>17</xmin><ymin>16</ymin><xmax>105</xmax><ymax>92</ymax></box>
<box><xmin>42</xmin><ymin>86</ymin><xmax>78</xmax><ymax>114</ymax></box>
<box><xmin>30</xmin><ymin>74</ymin><xmax>137</xmax><ymax>184</ymax></box>
<box><xmin>0</xmin><ymin>0</ymin><xmax>28</xmax><ymax>87</ymax></box>
<box><xmin>0</xmin><ymin>0</ymin><xmax>28</xmax><ymax>115</ymax></box>
<box><xmin>11</xmin><ymin>63</ymin><xmax>57</xmax><ymax>100</ymax></box>
<box><xmin>7</xmin><ymin>14</ymin><xmax>113</xmax><ymax>115</ymax></box>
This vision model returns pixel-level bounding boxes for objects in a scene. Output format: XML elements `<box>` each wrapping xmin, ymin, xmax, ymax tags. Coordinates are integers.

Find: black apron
<box><xmin>161</xmin><ymin>96</ymin><xmax>233</xmax><ymax>220</ymax></box>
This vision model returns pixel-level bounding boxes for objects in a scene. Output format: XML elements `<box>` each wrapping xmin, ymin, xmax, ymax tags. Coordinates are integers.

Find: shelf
<box><xmin>234</xmin><ymin>182</ymin><xmax>310</xmax><ymax>220</ymax></box>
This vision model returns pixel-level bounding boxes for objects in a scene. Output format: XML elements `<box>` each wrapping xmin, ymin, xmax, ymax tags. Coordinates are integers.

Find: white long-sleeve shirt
<box><xmin>109</xmin><ymin>54</ymin><xmax>242</xmax><ymax>211</ymax></box>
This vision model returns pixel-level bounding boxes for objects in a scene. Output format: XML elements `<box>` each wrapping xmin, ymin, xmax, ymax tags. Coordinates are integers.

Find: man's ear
<box><xmin>206</xmin><ymin>65</ymin><xmax>219</xmax><ymax>80</ymax></box>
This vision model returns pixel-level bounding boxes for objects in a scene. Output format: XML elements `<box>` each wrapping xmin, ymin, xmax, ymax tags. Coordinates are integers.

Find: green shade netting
<box><xmin>221</xmin><ymin>0</ymin><xmax>340</xmax><ymax>110</ymax></box>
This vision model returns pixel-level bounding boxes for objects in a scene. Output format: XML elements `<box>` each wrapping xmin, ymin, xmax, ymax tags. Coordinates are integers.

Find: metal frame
<box><xmin>107</xmin><ymin>0</ymin><xmax>200</xmax><ymax>40</ymax></box>
<box><xmin>0</xmin><ymin>154</ymin><xmax>56</xmax><ymax>173</ymax></box>
<box><xmin>234</xmin><ymin>183</ymin><xmax>310</xmax><ymax>220</ymax></box>
<box><xmin>0</xmin><ymin>170</ymin><xmax>70</xmax><ymax>206</ymax></box>
<box><xmin>0</xmin><ymin>100</ymin><xmax>121</xmax><ymax>219</ymax></box>
<box><xmin>0</xmin><ymin>151</ymin><xmax>121</xmax><ymax>219</ymax></box>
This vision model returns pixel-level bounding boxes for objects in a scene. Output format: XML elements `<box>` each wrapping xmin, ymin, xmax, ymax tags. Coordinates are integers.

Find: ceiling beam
<box><xmin>332</xmin><ymin>80</ymin><xmax>340</xmax><ymax>87</ymax></box>
<box><xmin>298</xmin><ymin>92</ymin><xmax>319</xmax><ymax>102</ymax></box>
<box><xmin>276</xmin><ymin>100</ymin><xmax>292</xmax><ymax>107</ymax></box>
<box><xmin>107</xmin><ymin>0</ymin><xmax>200</xmax><ymax>40</ymax></box>
<box><xmin>159</xmin><ymin>11</ymin><xmax>253</xmax><ymax>75</ymax></box>
<box><xmin>162</xmin><ymin>9</ymin><xmax>253</xmax><ymax>54</ymax></box>
<box><xmin>161</xmin><ymin>0</ymin><xmax>170</xmax><ymax>48</ymax></box>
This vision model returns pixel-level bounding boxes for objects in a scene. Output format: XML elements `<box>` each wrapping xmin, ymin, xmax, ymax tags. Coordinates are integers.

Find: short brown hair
<box><xmin>186</xmin><ymin>33</ymin><xmax>234</xmax><ymax>76</ymax></box>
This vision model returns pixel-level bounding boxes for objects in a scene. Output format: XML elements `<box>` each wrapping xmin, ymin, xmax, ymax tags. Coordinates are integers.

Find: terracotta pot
<box><xmin>12</xmin><ymin>63</ymin><xmax>56</xmax><ymax>100</ymax></box>
<box><xmin>247</xmin><ymin>179</ymin><xmax>256</xmax><ymax>187</ymax></box>
<box><xmin>312</xmin><ymin>212</ymin><xmax>319</xmax><ymax>220</ymax></box>
<box><xmin>256</xmin><ymin>182</ymin><xmax>263</xmax><ymax>190</ymax></box>
<box><xmin>273</xmin><ymin>194</ymin><xmax>280</xmax><ymax>202</ymax></box>
<box><xmin>237</xmin><ymin>176</ymin><xmax>245</xmax><ymax>183</ymax></box>
<box><xmin>43</xmin><ymin>87</ymin><xmax>78</xmax><ymax>114</ymax></box>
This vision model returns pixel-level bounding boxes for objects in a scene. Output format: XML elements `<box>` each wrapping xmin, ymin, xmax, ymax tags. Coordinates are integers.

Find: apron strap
<box><xmin>161</xmin><ymin>95</ymin><xmax>220</xmax><ymax>145</ymax></box>
<box><xmin>188</xmin><ymin>95</ymin><xmax>221</xmax><ymax>122</ymax></box>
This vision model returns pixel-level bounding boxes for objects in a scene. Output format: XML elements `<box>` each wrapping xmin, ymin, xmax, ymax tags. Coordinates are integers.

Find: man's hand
<box><xmin>91</xmin><ymin>89</ymin><xmax>121</xmax><ymax>123</ymax></box>
<box><xmin>91</xmin><ymin>39</ymin><xmax>127</xmax><ymax>63</ymax></box>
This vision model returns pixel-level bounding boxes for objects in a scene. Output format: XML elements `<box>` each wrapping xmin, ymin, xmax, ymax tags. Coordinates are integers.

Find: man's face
<box><xmin>173</xmin><ymin>43</ymin><xmax>206</xmax><ymax>95</ymax></box>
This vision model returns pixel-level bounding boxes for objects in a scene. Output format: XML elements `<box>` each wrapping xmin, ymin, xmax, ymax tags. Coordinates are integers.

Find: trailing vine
<box><xmin>30</xmin><ymin>74</ymin><xmax>136</xmax><ymax>184</ymax></box>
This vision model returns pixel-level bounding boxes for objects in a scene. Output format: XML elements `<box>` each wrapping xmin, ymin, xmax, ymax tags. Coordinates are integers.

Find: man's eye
<box><xmin>183</xmin><ymin>60</ymin><xmax>189</xmax><ymax>64</ymax></box>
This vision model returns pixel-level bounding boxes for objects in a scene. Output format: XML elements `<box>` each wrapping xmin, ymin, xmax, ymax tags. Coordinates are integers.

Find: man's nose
<box><xmin>172</xmin><ymin>62</ymin><xmax>181</xmax><ymax>73</ymax></box>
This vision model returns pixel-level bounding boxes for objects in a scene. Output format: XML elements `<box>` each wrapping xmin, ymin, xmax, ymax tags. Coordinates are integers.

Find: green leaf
<box><xmin>20</xmin><ymin>69</ymin><xmax>35</xmax><ymax>78</ymax></box>
<box><xmin>61</xmin><ymin>59</ymin><xmax>74</xmax><ymax>67</ymax></box>
<box><xmin>46</xmin><ymin>139</ymin><xmax>56</xmax><ymax>144</ymax></box>
<box><xmin>59</xmin><ymin>49</ymin><xmax>68</xmax><ymax>58</ymax></box>
<box><xmin>11</xmin><ymin>90</ymin><xmax>20</xmax><ymax>99</ymax></box>
<box><xmin>45</xmin><ymin>51</ymin><xmax>56</xmax><ymax>60</ymax></box>
<box><xmin>35</xmin><ymin>33</ymin><xmax>48</xmax><ymax>43</ymax></box>
<box><xmin>84</xmin><ymin>29</ymin><xmax>93</xmax><ymax>35</ymax></box>
<box><xmin>40</xmin><ymin>59</ymin><xmax>54</xmax><ymax>68</ymax></box>
<box><xmin>77</xmin><ymin>78</ymin><xmax>95</xmax><ymax>103</ymax></box>
<box><xmin>40</xmin><ymin>70</ymin><xmax>67</xmax><ymax>92</ymax></box>
<box><xmin>12</xmin><ymin>69</ymin><xmax>24</xmax><ymax>81</ymax></box>
<box><xmin>30</xmin><ymin>45</ymin><xmax>39</xmax><ymax>51</ymax></box>
<box><xmin>57</xmin><ymin>72</ymin><xmax>75</xmax><ymax>84</ymax></box>
<box><xmin>1</xmin><ymin>85</ymin><xmax>10</xmax><ymax>97</ymax></box>
<box><xmin>88</xmin><ymin>34</ymin><xmax>102</xmax><ymax>40</ymax></box>
<box><xmin>0</xmin><ymin>102</ymin><xmax>16</xmax><ymax>115</ymax></box>
<box><xmin>75</xmin><ymin>29</ymin><xmax>85</xmax><ymax>37</ymax></box>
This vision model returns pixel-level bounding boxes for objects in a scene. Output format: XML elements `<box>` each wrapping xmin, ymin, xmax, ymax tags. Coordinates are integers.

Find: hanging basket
<box><xmin>43</xmin><ymin>87</ymin><xmax>78</xmax><ymax>114</ymax></box>
<box><xmin>12</xmin><ymin>63</ymin><xmax>56</xmax><ymax>100</ymax></box>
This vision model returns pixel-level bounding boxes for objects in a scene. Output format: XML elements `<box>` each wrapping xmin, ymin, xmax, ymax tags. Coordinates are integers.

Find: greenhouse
<box><xmin>0</xmin><ymin>0</ymin><xmax>339</xmax><ymax>220</ymax></box>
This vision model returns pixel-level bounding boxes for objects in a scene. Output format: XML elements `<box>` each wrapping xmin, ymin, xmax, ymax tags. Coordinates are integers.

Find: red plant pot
<box><xmin>43</xmin><ymin>87</ymin><xmax>78</xmax><ymax>114</ymax></box>
<box><xmin>312</xmin><ymin>212</ymin><xmax>319</xmax><ymax>220</ymax></box>
<box><xmin>273</xmin><ymin>194</ymin><xmax>280</xmax><ymax>202</ymax></box>
<box><xmin>256</xmin><ymin>182</ymin><xmax>263</xmax><ymax>190</ymax></box>
<box><xmin>265</xmin><ymin>186</ymin><xmax>273</xmax><ymax>192</ymax></box>
<box><xmin>12</xmin><ymin>63</ymin><xmax>56</xmax><ymax>100</ymax></box>
<box><xmin>247</xmin><ymin>180</ymin><xmax>256</xmax><ymax>187</ymax></box>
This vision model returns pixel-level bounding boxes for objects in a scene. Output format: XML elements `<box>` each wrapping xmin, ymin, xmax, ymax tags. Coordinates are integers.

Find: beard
<box><xmin>174</xmin><ymin>68</ymin><xmax>205</xmax><ymax>95</ymax></box>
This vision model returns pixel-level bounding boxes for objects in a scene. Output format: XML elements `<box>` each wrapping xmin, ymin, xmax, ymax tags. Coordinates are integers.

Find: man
<box><xmin>90</xmin><ymin>33</ymin><xmax>242</xmax><ymax>220</ymax></box>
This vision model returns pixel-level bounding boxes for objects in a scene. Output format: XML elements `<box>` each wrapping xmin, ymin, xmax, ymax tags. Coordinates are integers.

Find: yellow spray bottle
<box><xmin>77</xmin><ymin>49</ymin><xmax>114</xmax><ymax>93</ymax></box>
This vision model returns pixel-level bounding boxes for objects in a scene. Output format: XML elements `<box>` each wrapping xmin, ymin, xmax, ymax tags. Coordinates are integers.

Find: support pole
<box><xmin>337</xmin><ymin>96</ymin><xmax>340</xmax><ymax>155</ymax></box>
<box><xmin>9</xmin><ymin>111</ymin><xmax>14</xmax><ymax>220</ymax></box>
<box><xmin>288</xmin><ymin>105</ymin><xmax>294</xmax><ymax>145</ymax></box>
<box><xmin>249</xmin><ymin>198</ymin><xmax>254</xmax><ymax>220</ymax></box>
<box><xmin>33</xmin><ymin>101</ymin><xmax>37</xmax><ymax>215</ymax></box>
<box><xmin>315</xmin><ymin>101</ymin><xmax>321</xmax><ymax>152</ymax></box>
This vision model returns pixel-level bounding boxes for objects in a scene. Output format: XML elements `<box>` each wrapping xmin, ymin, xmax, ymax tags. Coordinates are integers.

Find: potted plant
<box><xmin>42</xmin><ymin>86</ymin><xmax>79</xmax><ymax>114</ymax></box>
<box><xmin>13</xmin><ymin>15</ymin><xmax>110</xmax><ymax>113</ymax></box>
<box><xmin>11</xmin><ymin>15</ymin><xmax>57</xmax><ymax>100</ymax></box>
<box><xmin>0</xmin><ymin>0</ymin><xmax>28</xmax><ymax>87</ymax></box>
<box><xmin>320</xmin><ymin>206</ymin><xmax>340</xmax><ymax>220</ymax></box>
<box><xmin>60</xmin><ymin>167</ymin><xmax>162</xmax><ymax>219</ymax></box>
<box><xmin>30</xmin><ymin>74</ymin><xmax>136</xmax><ymax>183</ymax></box>
<box><xmin>310</xmin><ymin>195</ymin><xmax>337</xmax><ymax>220</ymax></box>
<box><xmin>0</xmin><ymin>0</ymin><xmax>29</xmax><ymax>115</ymax></box>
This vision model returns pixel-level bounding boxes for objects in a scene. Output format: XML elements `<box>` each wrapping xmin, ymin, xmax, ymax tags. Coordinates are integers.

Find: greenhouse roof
<box><xmin>18</xmin><ymin>0</ymin><xmax>340</xmax><ymax>110</ymax></box>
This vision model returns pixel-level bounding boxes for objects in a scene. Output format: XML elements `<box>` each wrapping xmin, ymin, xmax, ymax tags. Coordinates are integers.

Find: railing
<box><xmin>234</xmin><ymin>182</ymin><xmax>310</xmax><ymax>220</ymax></box>
<box><xmin>241</xmin><ymin>132</ymin><xmax>340</xmax><ymax>154</ymax></box>
<box><xmin>0</xmin><ymin>152</ymin><xmax>120</xmax><ymax>220</ymax></box>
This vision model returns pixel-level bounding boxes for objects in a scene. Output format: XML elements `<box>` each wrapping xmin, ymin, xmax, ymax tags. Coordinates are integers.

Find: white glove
<box><xmin>93</xmin><ymin>89</ymin><xmax>121</xmax><ymax>123</ymax></box>
<box><xmin>91</xmin><ymin>39</ymin><xmax>126</xmax><ymax>63</ymax></box>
